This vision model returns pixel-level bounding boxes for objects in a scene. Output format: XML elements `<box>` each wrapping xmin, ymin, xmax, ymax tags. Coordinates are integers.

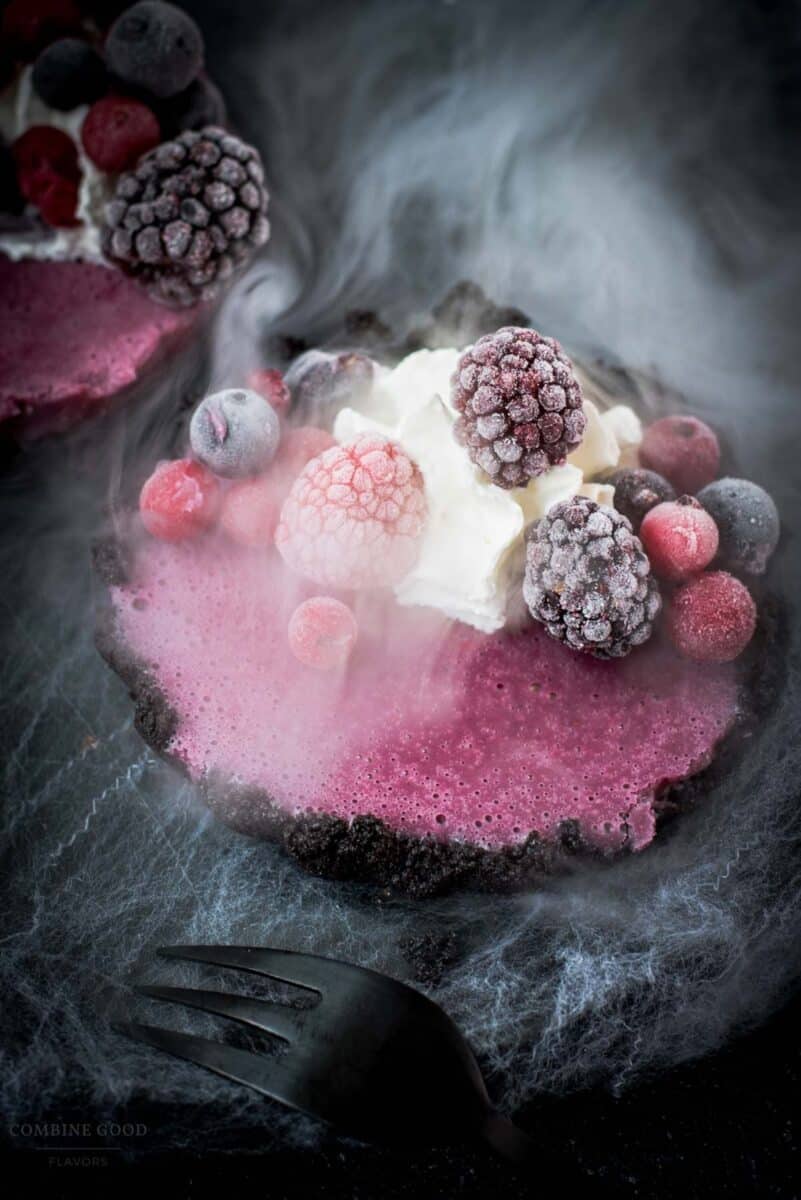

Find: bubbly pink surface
<box><xmin>0</xmin><ymin>257</ymin><xmax>194</xmax><ymax>437</ymax></box>
<box><xmin>112</xmin><ymin>535</ymin><xmax>741</xmax><ymax>851</ymax></box>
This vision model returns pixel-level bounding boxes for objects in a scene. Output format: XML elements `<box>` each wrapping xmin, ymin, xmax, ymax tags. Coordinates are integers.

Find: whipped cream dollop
<box><xmin>0</xmin><ymin>68</ymin><xmax>109</xmax><ymax>264</ymax></box>
<box><xmin>334</xmin><ymin>348</ymin><xmax>642</xmax><ymax>632</ymax></box>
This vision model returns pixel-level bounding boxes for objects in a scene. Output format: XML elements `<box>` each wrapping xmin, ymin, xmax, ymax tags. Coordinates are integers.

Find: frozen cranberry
<box><xmin>288</xmin><ymin>596</ymin><xmax>358</xmax><ymax>670</ymax></box>
<box><xmin>246</xmin><ymin>368</ymin><xmax>291</xmax><ymax>417</ymax></box>
<box><xmin>640</xmin><ymin>496</ymin><xmax>719</xmax><ymax>582</ymax></box>
<box><xmin>139</xmin><ymin>458</ymin><xmax>220</xmax><ymax>541</ymax></box>
<box><xmin>219</xmin><ymin>475</ymin><xmax>283</xmax><ymax>548</ymax></box>
<box><xmin>667</xmin><ymin>571</ymin><xmax>756</xmax><ymax>662</ymax></box>
<box><xmin>640</xmin><ymin>415</ymin><xmax>720</xmax><ymax>494</ymax></box>
<box><xmin>81</xmin><ymin>94</ymin><xmax>161</xmax><ymax>173</ymax></box>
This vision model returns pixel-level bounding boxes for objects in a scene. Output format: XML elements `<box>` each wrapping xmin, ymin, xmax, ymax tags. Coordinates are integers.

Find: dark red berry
<box><xmin>12</xmin><ymin>126</ymin><xmax>81</xmax><ymax>225</ymax></box>
<box><xmin>81</xmin><ymin>94</ymin><xmax>161</xmax><ymax>173</ymax></box>
<box><xmin>640</xmin><ymin>415</ymin><xmax>720</xmax><ymax>494</ymax></box>
<box><xmin>667</xmin><ymin>571</ymin><xmax>756</xmax><ymax>662</ymax></box>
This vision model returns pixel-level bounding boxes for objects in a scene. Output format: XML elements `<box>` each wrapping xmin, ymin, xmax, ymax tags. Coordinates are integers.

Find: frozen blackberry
<box><xmin>697</xmin><ymin>477</ymin><xmax>779</xmax><ymax>575</ymax></box>
<box><xmin>105</xmin><ymin>1</ymin><xmax>203</xmax><ymax>99</ymax></box>
<box><xmin>523</xmin><ymin>496</ymin><xmax>661</xmax><ymax>659</ymax></box>
<box><xmin>102</xmin><ymin>126</ymin><xmax>270</xmax><ymax>308</ymax></box>
<box><xmin>609</xmin><ymin>467</ymin><xmax>676</xmax><ymax>530</ymax></box>
<box><xmin>32</xmin><ymin>38</ymin><xmax>108</xmax><ymax>111</ymax></box>
<box><xmin>451</xmin><ymin>326</ymin><xmax>586</xmax><ymax>488</ymax></box>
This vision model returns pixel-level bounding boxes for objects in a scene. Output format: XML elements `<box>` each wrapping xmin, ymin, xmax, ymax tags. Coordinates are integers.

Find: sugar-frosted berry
<box><xmin>609</xmin><ymin>467</ymin><xmax>675</xmax><ymax>530</ymax></box>
<box><xmin>640</xmin><ymin>496</ymin><xmax>719</xmax><ymax>582</ymax></box>
<box><xmin>139</xmin><ymin>457</ymin><xmax>220</xmax><ymax>540</ymax></box>
<box><xmin>451</xmin><ymin>326</ymin><xmax>586</xmax><ymax>488</ymax></box>
<box><xmin>190</xmin><ymin>387</ymin><xmax>280</xmax><ymax>478</ymax></box>
<box><xmin>12</xmin><ymin>125</ymin><xmax>81</xmax><ymax>226</ymax></box>
<box><xmin>81</xmin><ymin>94</ymin><xmax>161</xmax><ymax>173</ymax></box>
<box><xmin>246</xmin><ymin>367</ymin><xmax>291</xmax><ymax>417</ymax></box>
<box><xmin>32</xmin><ymin>38</ymin><xmax>108</xmax><ymax>111</ymax></box>
<box><xmin>696</xmin><ymin>477</ymin><xmax>779</xmax><ymax>575</ymax></box>
<box><xmin>102</xmin><ymin>126</ymin><xmax>270</xmax><ymax>307</ymax></box>
<box><xmin>667</xmin><ymin>571</ymin><xmax>756</xmax><ymax>662</ymax></box>
<box><xmin>640</xmin><ymin>415</ymin><xmax>720</xmax><ymax>494</ymax></box>
<box><xmin>276</xmin><ymin>434</ymin><xmax>427</xmax><ymax>590</ymax></box>
<box><xmin>219</xmin><ymin>475</ymin><xmax>282</xmax><ymax>548</ymax></box>
<box><xmin>524</xmin><ymin>496</ymin><xmax>661</xmax><ymax>659</ymax></box>
<box><xmin>285</xmin><ymin>350</ymin><xmax>375</xmax><ymax>414</ymax></box>
<box><xmin>288</xmin><ymin>596</ymin><xmax>358</xmax><ymax>671</ymax></box>
<box><xmin>105</xmin><ymin>1</ymin><xmax>203</xmax><ymax>99</ymax></box>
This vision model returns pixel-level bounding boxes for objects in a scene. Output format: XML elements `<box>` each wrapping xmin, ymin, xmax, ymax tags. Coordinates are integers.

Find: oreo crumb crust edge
<box><xmin>92</xmin><ymin>529</ymin><xmax>785</xmax><ymax>898</ymax></box>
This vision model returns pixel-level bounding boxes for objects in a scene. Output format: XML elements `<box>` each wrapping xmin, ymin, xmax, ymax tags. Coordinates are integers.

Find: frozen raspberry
<box><xmin>276</xmin><ymin>434</ymin><xmax>427</xmax><ymax>590</ymax></box>
<box><xmin>640</xmin><ymin>415</ymin><xmax>720</xmax><ymax>494</ymax></box>
<box><xmin>12</xmin><ymin>126</ymin><xmax>81</xmax><ymax>226</ymax></box>
<box><xmin>609</xmin><ymin>467</ymin><xmax>675</xmax><ymax>530</ymax></box>
<box><xmin>524</xmin><ymin>496</ymin><xmax>661</xmax><ymax>659</ymax></box>
<box><xmin>139</xmin><ymin>458</ymin><xmax>220</xmax><ymax>541</ymax></box>
<box><xmin>81</xmin><ymin>95</ymin><xmax>161</xmax><ymax>173</ymax></box>
<box><xmin>32</xmin><ymin>38</ymin><xmax>108</xmax><ymax>111</ymax></box>
<box><xmin>451</xmin><ymin>326</ymin><xmax>586</xmax><ymax>488</ymax></box>
<box><xmin>696</xmin><ymin>477</ymin><xmax>779</xmax><ymax>575</ymax></box>
<box><xmin>667</xmin><ymin>571</ymin><xmax>756</xmax><ymax>662</ymax></box>
<box><xmin>219</xmin><ymin>475</ymin><xmax>282</xmax><ymax>548</ymax></box>
<box><xmin>639</xmin><ymin>496</ymin><xmax>719</xmax><ymax>582</ymax></box>
<box><xmin>246</xmin><ymin>368</ymin><xmax>292</xmax><ymax>417</ymax></box>
<box><xmin>1</xmin><ymin>0</ymin><xmax>82</xmax><ymax>61</ymax></box>
<box><xmin>105</xmin><ymin>1</ymin><xmax>204</xmax><ymax>99</ymax></box>
<box><xmin>285</xmin><ymin>350</ymin><xmax>375</xmax><ymax>414</ymax></box>
<box><xmin>189</xmin><ymin>387</ymin><xmax>280</xmax><ymax>478</ymax></box>
<box><xmin>288</xmin><ymin>596</ymin><xmax>358</xmax><ymax>671</ymax></box>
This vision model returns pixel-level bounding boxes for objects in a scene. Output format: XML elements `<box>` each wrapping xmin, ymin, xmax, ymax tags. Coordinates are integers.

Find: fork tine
<box><xmin>158</xmin><ymin>945</ymin><xmax>354</xmax><ymax>993</ymax></box>
<box><xmin>136</xmin><ymin>985</ymin><xmax>304</xmax><ymax>1043</ymax></box>
<box><xmin>114</xmin><ymin>1022</ymin><xmax>316</xmax><ymax>1117</ymax></box>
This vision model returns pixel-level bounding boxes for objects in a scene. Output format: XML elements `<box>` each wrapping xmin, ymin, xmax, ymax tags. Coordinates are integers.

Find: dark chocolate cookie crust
<box><xmin>92</xmin><ymin>283</ymin><xmax>786</xmax><ymax>898</ymax></box>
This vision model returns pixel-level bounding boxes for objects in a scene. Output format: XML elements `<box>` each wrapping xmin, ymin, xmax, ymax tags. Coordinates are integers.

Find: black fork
<box><xmin>116</xmin><ymin>945</ymin><xmax>533</xmax><ymax>1162</ymax></box>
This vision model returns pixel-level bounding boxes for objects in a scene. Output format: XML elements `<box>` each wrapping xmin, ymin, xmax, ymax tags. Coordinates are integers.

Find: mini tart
<box><xmin>0</xmin><ymin>257</ymin><xmax>196</xmax><ymax>438</ymax></box>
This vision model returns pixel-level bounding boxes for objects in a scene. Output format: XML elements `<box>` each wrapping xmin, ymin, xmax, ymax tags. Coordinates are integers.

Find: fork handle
<box><xmin>480</xmin><ymin>1109</ymin><xmax>534</xmax><ymax>1163</ymax></box>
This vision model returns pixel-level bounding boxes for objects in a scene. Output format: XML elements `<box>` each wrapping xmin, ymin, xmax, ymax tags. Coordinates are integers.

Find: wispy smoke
<box><xmin>1</xmin><ymin>0</ymin><xmax>800</xmax><ymax>1157</ymax></box>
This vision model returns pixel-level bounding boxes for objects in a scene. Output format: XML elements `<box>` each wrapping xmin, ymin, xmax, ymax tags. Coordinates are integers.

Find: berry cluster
<box><xmin>102</xmin><ymin>126</ymin><xmax>269</xmax><ymax>306</ymax></box>
<box><xmin>451</xmin><ymin>326</ymin><xmax>586</xmax><ymax>488</ymax></box>
<box><xmin>524</xmin><ymin>497</ymin><xmax>661</xmax><ymax>659</ymax></box>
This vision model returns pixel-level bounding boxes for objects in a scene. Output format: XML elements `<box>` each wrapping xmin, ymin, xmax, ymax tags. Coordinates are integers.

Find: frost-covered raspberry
<box><xmin>102</xmin><ymin>126</ymin><xmax>269</xmax><ymax>307</ymax></box>
<box><xmin>139</xmin><ymin>458</ymin><xmax>220</xmax><ymax>541</ymax></box>
<box><xmin>189</xmin><ymin>387</ymin><xmax>280</xmax><ymax>478</ymax></box>
<box><xmin>276</xmin><ymin>434</ymin><xmax>427</xmax><ymax>590</ymax></box>
<box><xmin>524</xmin><ymin>496</ymin><xmax>661</xmax><ymax>658</ymax></box>
<box><xmin>696</xmin><ymin>477</ymin><xmax>779</xmax><ymax>575</ymax></box>
<box><xmin>667</xmin><ymin>571</ymin><xmax>756</xmax><ymax>662</ymax></box>
<box><xmin>640</xmin><ymin>415</ymin><xmax>720</xmax><ymax>494</ymax></box>
<box><xmin>609</xmin><ymin>467</ymin><xmax>675</xmax><ymax>530</ymax></box>
<box><xmin>288</xmin><ymin>596</ymin><xmax>358</xmax><ymax>670</ymax></box>
<box><xmin>640</xmin><ymin>496</ymin><xmax>719</xmax><ymax>582</ymax></box>
<box><xmin>451</xmin><ymin>326</ymin><xmax>586</xmax><ymax>488</ymax></box>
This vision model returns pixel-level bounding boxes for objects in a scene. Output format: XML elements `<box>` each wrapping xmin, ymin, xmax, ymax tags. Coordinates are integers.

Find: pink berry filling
<box><xmin>111</xmin><ymin>536</ymin><xmax>741</xmax><ymax>853</ymax></box>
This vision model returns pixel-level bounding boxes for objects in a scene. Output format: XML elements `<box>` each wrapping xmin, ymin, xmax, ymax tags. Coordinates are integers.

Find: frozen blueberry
<box><xmin>697</xmin><ymin>477</ymin><xmax>779</xmax><ymax>575</ymax></box>
<box><xmin>32</xmin><ymin>38</ymin><xmax>108</xmax><ymax>111</ymax></box>
<box><xmin>105</xmin><ymin>1</ymin><xmax>204</xmax><ymax>100</ymax></box>
<box><xmin>190</xmin><ymin>388</ymin><xmax>281</xmax><ymax>478</ymax></box>
<box><xmin>155</xmin><ymin>74</ymin><xmax>227</xmax><ymax>137</ymax></box>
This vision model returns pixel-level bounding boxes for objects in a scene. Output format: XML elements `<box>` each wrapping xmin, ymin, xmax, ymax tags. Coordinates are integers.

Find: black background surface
<box><xmin>2</xmin><ymin>0</ymin><xmax>800</xmax><ymax>1195</ymax></box>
